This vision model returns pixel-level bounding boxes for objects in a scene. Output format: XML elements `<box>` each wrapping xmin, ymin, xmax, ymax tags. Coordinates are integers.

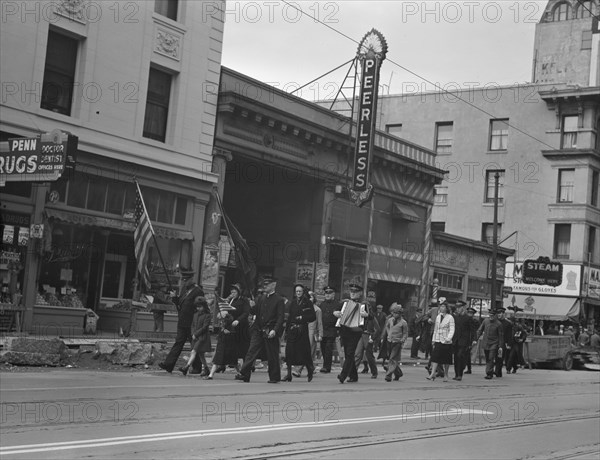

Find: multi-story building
<box><xmin>0</xmin><ymin>0</ymin><xmax>224</xmax><ymax>333</ymax></box>
<box><xmin>360</xmin><ymin>0</ymin><xmax>599</xmax><ymax>325</ymax></box>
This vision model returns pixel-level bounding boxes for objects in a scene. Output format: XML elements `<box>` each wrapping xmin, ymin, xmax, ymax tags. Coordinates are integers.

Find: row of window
<box><xmin>51</xmin><ymin>174</ymin><xmax>189</xmax><ymax>226</ymax></box>
<box><xmin>434</xmin><ymin>169</ymin><xmax>599</xmax><ymax>206</ymax></box>
<box><xmin>432</xmin><ymin>221</ymin><xmax>598</xmax><ymax>263</ymax></box>
<box><xmin>40</xmin><ymin>1</ymin><xmax>178</xmax><ymax>143</ymax></box>
<box><xmin>551</xmin><ymin>0</ymin><xmax>596</xmax><ymax>21</ymax></box>
<box><xmin>387</xmin><ymin>115</ymin><xmax>581</xmax><ymax>155</ymax></box>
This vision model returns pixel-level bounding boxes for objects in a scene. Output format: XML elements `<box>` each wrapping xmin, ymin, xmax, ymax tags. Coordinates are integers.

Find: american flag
<box><xmin>134</xmin><ymin>181</ymin><xmax>154</xmax><ymax>289</ymax></box>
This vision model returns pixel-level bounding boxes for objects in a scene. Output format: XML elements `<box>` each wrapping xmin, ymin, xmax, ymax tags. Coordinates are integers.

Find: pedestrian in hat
<box><xmin>159</xmin><ymin>272</ymin><xmax>205</xmax><ymax>373</ymax></box>
<box><xmin>334</xmin><ymin>283</ymin><xmax>369</xmax><ymax>384</ymax></box>
<box><xmin>495</xmin><ymin>306</ymin><xmax>512</xmax><ymax>377</ymax></box>
<box><xmin>179</xmin><ymin>298</ymin><xmax>212</xmax><ymax>377</ymax></box>
<box><xmin>236</xmin><ymin>277</ymin><xmax>285</xmax><ymax>383</ymax></box>
<box><xmin>476</xmin><ymin>308</ymin><xmax>505</xmax><ymax>379</ymax></box>
<box><xmin>464</xmin><ymin>306</ymin><xmax>478</xmax><ymax>374</ymax></box>
<box><xmin>381</xmin><ymin>303</ymin><xmax>408</xmax><ymax>382</ymax></box>
<box><xmin>319</xmin><ymin>286</ymin><xmax>342</xmax><ymax>373</ymax></box>
<box><xmin>227</xmin><ymin>283</ymin><xmax>251</xmax><ymax>365</ymax></box>
<box><xmin>283</xmin><ymin>284</ymin><xmax>316</xmax><ymax>382</ymax></box>
<box><xmin>507</xmin><ymin>317</ymin><xmax>527</xmax><ymax>374</ymax></box>
<box><xmin>205</xmin><ymin>303</ymin><xmax>240</xmax><ymax>379</ymax></box>
<box><xmin>451</xmin><ymin>301</ymin><xmax>472</xmax><ymax>381</ymax></box>
<box><xmin>427</xmin><ymin>303</ymin><xmax>455</xmax><ymax>382</ymax></box>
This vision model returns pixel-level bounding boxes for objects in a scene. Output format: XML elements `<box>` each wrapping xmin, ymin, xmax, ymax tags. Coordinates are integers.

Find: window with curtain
<box><xmin>558</xmin><ymin>169</ymin><xmax>575</xmax><ymax>203</ymax></box>
<box><xmin>484</xmin><ymin>170</ymin><xmax>505</xmax><ymax>204</ymax></box>
<box><xmin>554</xmin><ymin>224</ymin><xmax>571</xmax><ymax>259</ymax></box>
<box><xmin>562</xmin><ymin>115</ymin><xmax>578</xmax><ymax>148</ymax></box>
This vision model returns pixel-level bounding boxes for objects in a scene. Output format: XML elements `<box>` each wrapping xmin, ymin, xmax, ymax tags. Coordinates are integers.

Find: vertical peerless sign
<box><xmin>350</xmin><ymin>29</ymin><xmax>388</xmax><ymax>207</ymax></box>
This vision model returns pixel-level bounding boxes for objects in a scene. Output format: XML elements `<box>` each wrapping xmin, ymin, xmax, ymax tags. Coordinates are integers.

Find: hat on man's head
<box><xmin>349</xmin><ymin>282</ymin><xmax>363</xmax><ymax>291</ymax></box>
<box><xmin>230</xmin><ymin>283</ymin><xmax>243</xmax><ymax>294</ymax></box>
<box><xmin>466</xmin><ymin>307</ymin><xmax>477</xmax><ymax>314</ymax></box>
<box><xmin>262</xmin><ymin>276</ymin><xmax>277</xmax><ymax>286</ymax></box>
<box><xmin>454</xmin><ymin>300</ymin><xmax>467</xmax><ymax>307</ymax></box>
<box><xmin>324</xmin><ymin>286</ymin><xmax>336</xmax><ymax>293</ymax></box>
<box><xmin>179</xmin><ymin>267</ymin><xmax>195</xmax><ymax>280</ymax></box>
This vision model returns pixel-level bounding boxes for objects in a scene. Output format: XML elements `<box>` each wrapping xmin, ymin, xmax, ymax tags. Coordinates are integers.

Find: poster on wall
<box><xmin>313</xmin><ymin>263</ymin><xmax>329</xmax><ymax>300</ymax></box>
<box><xmin>295</xmin><ymin>261</ymin><xmax>315</xmax><ymax>289</ymax></box>
<box><xmin>201</xmin><ymin>247</ymin><xmax>220</xmax><ymax>288</ymax></box>
<box><xmin>3</xmin><ymin>226</ymin><xmax>14</xmax><ymax>244</ymax></box>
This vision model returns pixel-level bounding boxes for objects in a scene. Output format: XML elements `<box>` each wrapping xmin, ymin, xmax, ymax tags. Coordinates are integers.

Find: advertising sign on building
<box><xmin>505</xmin><ymin>262</ymin><xmax>581</xmax><ymax>297</ymax></box>
<box><xmin>583</xmin><ymin>266</ymin><xmax>600</xmax><ymax>300</ymax></box>
<box><xmin>0</xmin><ymin>130</ymin><xmax>77</xmax><ymax>186</ymax></box>
<box><xmin>522</xmin><ymin>256</ymin><xmax>563</xmax><ymax>286</ymax></box>
<box><xmin>349</xmin><ymin>29</ymin><xmax>387</xmax><ymax>207</ymax></box>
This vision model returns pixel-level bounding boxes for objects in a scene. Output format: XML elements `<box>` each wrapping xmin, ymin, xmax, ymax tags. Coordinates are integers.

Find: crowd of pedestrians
<box><xmin>158</xmin><ymin>274</ymin><xmax>595</xmax><ymax>384</ymax></box>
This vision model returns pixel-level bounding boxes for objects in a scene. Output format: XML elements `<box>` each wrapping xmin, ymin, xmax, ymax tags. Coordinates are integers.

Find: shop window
<box><xmin>591</xmin><ymin>170</ymin><xmax>599</xmax><ymax>207</ymax></box>
<box><xmin>484</xmin><ymin>170</ymin><xmax>505</xmax><ymax>204</ymax></box>
<box><xmin>141</xmin><ymin>187</ymin><xmax>160</xmax><ymax>220</ymax></box>
<box><xmin>1</xmin><ymin>181</ymin><xmax>32</xmax><ymax>198</ymax></box>
<box><xmin>385</xmin><ymin>123</ymin><xmax>402</xmax><ymax>138</ymax></box>
<box><xmin>558</xmin><ymin>169</ymin><xmax>575</xmax><ymax>203</ymax></box>
<box><xmin>482</xmin><ymin>223</ymin><xmax>502</xmax><ymax>244</ymax></box>
<box><xmin>561</xmin><ymin>115</ymin><xmax>578</xmax><ymax>148</ymax></box>
<box><xmin>143</xmin><ymin>68</ymin><xmax>172</xmax><ymax>142</ymax></box>
<box><xmin>433</xmin><ymin>271</ymin><xmax>463</xmax><ymax>291</ymax></box>
<box><xmin>553</xmin><ymin>224</ymin><xmax>571</xmax><ymax>259</ymax></box>
<box><xmin>489</xmin><ymin>119</ymin><xmax>509</xmax><ymax>151</ymax></box>
<box><xmin>155</xmin><ymin>0</ymin><xmax>178</xmax><ymax>20</ymax></box>
<box><xmin>435</xmin><ymin>122</ymin><xmax>453</xmax><ymax>154</ymax></box>
<box><xmin>123</xmin><ymin>183</ymin><xmax>136</xmax><ymax>214</ymax></box>
<box><xmin>553</xmin><ymin>2</ymin><xmax>571</xmax><ymax>21</ymax></box>
<box><xmin>41</xmin><ymin>30</ymin><xmax>78</xmax><ymax>116</ymax></box>
<box><xmin>157</xmin><ymin>194</ymin><xmax>175</xmax><ymax>224</ymax></box>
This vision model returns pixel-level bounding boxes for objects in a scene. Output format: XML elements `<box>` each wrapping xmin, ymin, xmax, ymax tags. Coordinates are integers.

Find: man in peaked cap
<box><xmin>319</xmin><ymin>285</ymin><xmax>342</xmax><ymax>373</ymax></box>
<box><xmin>236</xmin><ymin>276</ymin><xmax>285</xmax><ymax>383</ymax></box>
<box><xmin>476</xmin><ymin>304</ymin><xmax>505</xmax><ymax>380</ymax></box>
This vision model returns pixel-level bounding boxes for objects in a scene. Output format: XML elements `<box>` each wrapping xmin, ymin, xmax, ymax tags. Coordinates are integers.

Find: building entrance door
<box><xmin>101</xmin><ymin>254</ymin><xmax>128</xmax><ymax>299</ymax></box>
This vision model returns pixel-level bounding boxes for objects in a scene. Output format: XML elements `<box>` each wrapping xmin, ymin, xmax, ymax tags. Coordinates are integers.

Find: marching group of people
<box><xmin>158</xmin><ymin>273</ymin><xmax>537</xmax><ymax>384</ymax></box>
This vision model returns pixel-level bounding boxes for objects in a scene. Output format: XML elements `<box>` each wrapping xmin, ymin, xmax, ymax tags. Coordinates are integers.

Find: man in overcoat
<box><xmin>236</xmin><ymin>277</ymin><xmax>285</xmax><ymax>383</ymax></box>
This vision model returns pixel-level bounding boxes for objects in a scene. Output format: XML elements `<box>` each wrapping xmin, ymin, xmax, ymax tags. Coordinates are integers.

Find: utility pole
<box><xmin>490</xmin><ymin>171</ymin><xmax>500</xmax><ymax>311</ymax></box>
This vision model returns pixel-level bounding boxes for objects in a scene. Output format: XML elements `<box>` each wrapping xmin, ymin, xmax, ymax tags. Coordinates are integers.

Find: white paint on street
<box><xmin>0</xmin><ymin>409</ymin><xmax>492</xmax><ymax>455</ymax></box>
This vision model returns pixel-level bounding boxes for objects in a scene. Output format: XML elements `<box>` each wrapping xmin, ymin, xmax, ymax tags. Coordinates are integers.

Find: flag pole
<box><xmin>134</xmin><ymin>180</ymin><xmax>174</xmax><ymax>293</ymax></box>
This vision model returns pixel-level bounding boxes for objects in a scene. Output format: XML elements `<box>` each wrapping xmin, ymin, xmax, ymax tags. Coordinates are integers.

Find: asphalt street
<box><xmin>1</xmin><ymin>365</ymin><xmax>599</xmax><ymax>459</ymax></box>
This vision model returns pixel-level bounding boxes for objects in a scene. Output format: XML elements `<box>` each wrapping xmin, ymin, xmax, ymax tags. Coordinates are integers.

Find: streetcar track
<box><xmin>230</xmin><ymin>413</ymin><xmax>600</xmax><ymax>459</ymax></box>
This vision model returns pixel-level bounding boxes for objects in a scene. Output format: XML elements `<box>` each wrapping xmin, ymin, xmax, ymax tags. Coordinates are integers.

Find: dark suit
<box><xmin>496</xmin><ymin>318</ymin><xmax>513</xmax><ymax>376</ymax></box>
<box><xmin>453</xmin><ymin>314</ymin><xmax>473</xmax><ymax>378</ymax></box>
<box><xmin>240</xmin><ymin>291</ymin><xmax>285</xmax><ymax>382</ymax></box>
<box><xmin>163</xmin><ymin>283</ymin><xmax>204</xmax><ymax>372</ymax></box>
<box><xmin>319</xmin><ymin>298</ymin><xmax>341</xmax><ymax>372</ymax></box>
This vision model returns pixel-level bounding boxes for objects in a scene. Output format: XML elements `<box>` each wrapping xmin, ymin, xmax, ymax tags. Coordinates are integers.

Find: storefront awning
<box><xmin>392</xmin><ymin>203</ymin><xmax>420</xmax><ymax>222</ymax></box>
<box><xmin>502</xmin><ymin>294</ymin><xmax>580</xmax><ymax>321</ymax></box>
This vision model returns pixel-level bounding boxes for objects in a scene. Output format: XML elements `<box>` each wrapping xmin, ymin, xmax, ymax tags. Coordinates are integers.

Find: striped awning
<box><xmin>369</xmin><ymin>271</ymin><xmax>421</xmax><ymax>285</ymax></box>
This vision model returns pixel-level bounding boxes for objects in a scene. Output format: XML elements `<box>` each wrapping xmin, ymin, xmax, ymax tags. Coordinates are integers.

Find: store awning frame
<box><xmin>503</xmin><ymin>294</ymin><xmax>581</xmax><ymax>321</ymax></box>
<box><xmin>392</xmin><ymin>202</ymin><xmax>420</xmax><ymax>222</ymax></box>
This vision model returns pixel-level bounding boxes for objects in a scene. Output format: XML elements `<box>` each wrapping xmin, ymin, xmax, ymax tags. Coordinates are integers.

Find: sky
<box><xmin>220</xmin><ymin>0</ymin><xmax>548</xmax><ymax>100</ymax></box>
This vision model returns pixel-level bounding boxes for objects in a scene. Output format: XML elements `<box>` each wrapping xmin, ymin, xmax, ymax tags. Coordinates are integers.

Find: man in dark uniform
<box><xmin>464</xmin><ymin>306</ymin><xmax>478</xmax><ymax>374</ymax></box>
<box><xmin>236</xmin><ymin>277</ymin><xmax>285</xmax><ymax>383</ymax></box>
<box><xmin>451</xmin><ymin>300</ymin><xmax>471</xmax><ymax>381</ymax></box>
<box><xmin>319</xmin><ymin>286</ymin><xmax>341</xmax><ymax>374</ymax></box>
<box><xmin>495</xmin><ymin>306</ymin><xmax>512</xmax><ymax>377</ymax></box>
<box><xmin>159</xmin><ymin>271</ymin><xmax>205</xmax><ymax>373</ymax></box>
<box><xmin>410</xmin><ymin>307</ymin><xmax>424</xmax><ymax>359</ymax></box>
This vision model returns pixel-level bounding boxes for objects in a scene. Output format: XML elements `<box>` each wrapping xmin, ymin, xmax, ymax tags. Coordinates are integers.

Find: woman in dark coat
<box><xmin>283</xmin><ymin>284</ymin><xmax>316</xmax><ymax>382</ymax></box>
<box><xmin>179</xmin><ymin>301</ymin><xmax>211</xmax><ymax>376</ymax></box>
<box><xmin>227</xmin><ymin>283</ymin><xmax>251</xmax><ymax>361</ymax></box>
<box><xmin>205</xmin><ymin>306</ymin><xmax>239</xmax><ymax>379</ymax></box>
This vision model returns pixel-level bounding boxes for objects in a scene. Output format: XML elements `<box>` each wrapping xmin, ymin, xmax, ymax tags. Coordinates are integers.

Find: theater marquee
<box><xmin>350</xmin><ymin>29</ymin><xmax>387</xmax><ymax>207</ymax></box>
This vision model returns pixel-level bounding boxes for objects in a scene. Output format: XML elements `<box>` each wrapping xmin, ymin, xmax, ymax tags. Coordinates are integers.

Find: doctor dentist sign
<box><xmin>350</xmin><ymin>29</ymin><xmax>388</xmax><ymax>207</ymax></box>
